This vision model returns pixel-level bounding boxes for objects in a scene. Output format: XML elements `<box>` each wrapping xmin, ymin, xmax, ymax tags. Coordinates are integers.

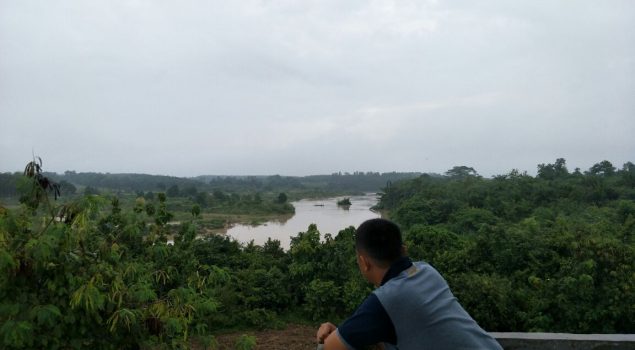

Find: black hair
<box><xmin>355</xmin><ymin>218</ymin><xmax>403</xmax><ymax>265</ymax></box>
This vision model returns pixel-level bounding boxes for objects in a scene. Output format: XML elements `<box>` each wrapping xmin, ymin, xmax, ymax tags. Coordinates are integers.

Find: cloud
<box><xmin>1</xmin><ymin>0</ymin><xmax>633</xmax><ymax>176</ymax></box>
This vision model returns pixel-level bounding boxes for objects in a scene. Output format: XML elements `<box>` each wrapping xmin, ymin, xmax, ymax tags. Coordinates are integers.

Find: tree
<box><xmin>84</xmin><ymin>186</ymin><xmax>100</xmax><ymax>195</ymax></box>
<box><xmin>191</xmin><ymin>204</ymin><xmax>201</xmax><ymax>217</ymax></box>
<box><xmin>58</xmin><ymin>180</ymin><xmax>77</xmax><ymax>196</ymax></box>
<box><xmin>619</xmin><ymin>162</ymin><xmax>635</xmax><ymax>187</ymax></box>
<box><xmin>588</xmin><ymin>160</ymin><xmax>616</xmax><ymax>176</ymax></box>
<box><xmin>276</xmin><ymin>193</ymin><xmax>288</xmax><ymax>204</ymax></box>
<box><xmin>445</xmin><ymin>166</ymin><xmax>479</xmax><ymax>179</ymax></box>
<box><xmin>0</xmin><ymin>173</ymin><xmax>20</xmax><ymax>197</ymax></box>
<box><xmin>537</xmin><ymin>158</ymin><xmax>569</xmax><ymax>180</ymax></box>
<box><xmin>183</xmin><ymin>186</ymin><xmax>198</xmax><ymax>197</ymax></box>
<box><xmin>195</xmin><ymin>192</ymin><xmax>209</xmax><ymax>207</ymax></box>
<box><xmin>166</xmin><ymin>184</ymin><xmax>180</xmax><ymax>197</ymax></box>
<box><xmin>212</xmin><ymin>190</ymin><xmax>227</xmax><ymax>202</ymax></box>
<box><xmin>337</xmin><ymin>198</ymin><xmax>351</xmax><ymax>207</ymax></box>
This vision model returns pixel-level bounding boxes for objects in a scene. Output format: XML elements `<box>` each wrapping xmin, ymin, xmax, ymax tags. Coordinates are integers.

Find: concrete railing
<box><xmin>491</xmin><ymin>333</ymin><xmax>635</xmax><ymax>350</ymax></box>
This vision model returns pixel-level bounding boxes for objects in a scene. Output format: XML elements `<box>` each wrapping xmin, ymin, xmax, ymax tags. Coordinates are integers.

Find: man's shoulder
<box><xmin>376</xmin><ymin>261</ymin><xmax>435</xmax><ymax>287</ymax></box>
<box><xmin>373</xmin><ymin>261</ymin><xmax>448</xmax><ymax>301</ymax></box>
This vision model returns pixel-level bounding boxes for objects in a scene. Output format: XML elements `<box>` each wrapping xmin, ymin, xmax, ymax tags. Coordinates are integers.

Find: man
<box><xmin>316</xmin><ymin>218</ymin><xmax>502</xmax><ymax>350</ymax></box>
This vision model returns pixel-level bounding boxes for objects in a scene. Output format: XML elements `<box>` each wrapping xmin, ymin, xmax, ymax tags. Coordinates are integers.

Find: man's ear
<box><xmin>359</xmin><ymin>254</ymin><xmax>371</xmax><ymax>272</ymax></box>
<box><xmin>401</xmin><ymin>244</ymin><xmax>408</xmax><ymax>256</ymax></box>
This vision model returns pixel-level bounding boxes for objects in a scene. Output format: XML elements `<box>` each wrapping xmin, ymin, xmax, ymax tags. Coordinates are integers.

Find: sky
<box><xmin>1</xmin><ymin>0</ymin><xmax>634</xmax><ymax>177</ymax></box>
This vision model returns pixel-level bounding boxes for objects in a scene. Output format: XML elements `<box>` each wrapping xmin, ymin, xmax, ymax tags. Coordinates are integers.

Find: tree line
<box><xmin>0</xmin><ymin>171</ymin><xmax>421</xmax><ymax>198</ymax></box>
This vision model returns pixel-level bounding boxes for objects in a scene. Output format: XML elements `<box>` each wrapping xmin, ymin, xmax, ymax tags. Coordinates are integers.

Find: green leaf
<box><xmin>1</xmin><ymin>320</ymin><xmax>33</xmax><ymax>348</ymax></box>
<box><xmin>30</xmin><ymin>304</ymin><xmax>62</xmax><ymax>327</ymax></box>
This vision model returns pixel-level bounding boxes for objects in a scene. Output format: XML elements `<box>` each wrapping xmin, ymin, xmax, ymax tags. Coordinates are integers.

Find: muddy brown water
<box><xmin>226</xmin><ymin>193</ymin><xmax>380</xmax><ymax>249</ymax></box>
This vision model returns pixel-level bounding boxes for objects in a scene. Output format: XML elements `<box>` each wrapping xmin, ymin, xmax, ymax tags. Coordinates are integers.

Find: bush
<box><xmin>304</xmin><ymin>279</ymin><xmax>340</xmax><ymax>320</ymax></box>
<box><xmin>234</xmin><ymin>334</ymin><xmax>256</xmax><ymax>350</ymax></box>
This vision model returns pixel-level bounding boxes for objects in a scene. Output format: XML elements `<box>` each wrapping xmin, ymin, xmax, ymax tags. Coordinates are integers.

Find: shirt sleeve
<box><xmin>337</xmin><ymin>293</ymin><xmax>397</xmax><ymax>349</ymax></box>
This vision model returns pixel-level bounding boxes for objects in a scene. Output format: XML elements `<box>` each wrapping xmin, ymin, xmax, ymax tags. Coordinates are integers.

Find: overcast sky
<box><xmin>1</xmin><ymin>0</ymin><xmax>633</xmax><ymax>177</ymax></box>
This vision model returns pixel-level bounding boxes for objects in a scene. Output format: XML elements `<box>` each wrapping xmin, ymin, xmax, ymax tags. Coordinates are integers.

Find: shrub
<box><xmin>234</xmin><ymin>334</ymin><xmax>256</xmax><ymax>350</ymax></box>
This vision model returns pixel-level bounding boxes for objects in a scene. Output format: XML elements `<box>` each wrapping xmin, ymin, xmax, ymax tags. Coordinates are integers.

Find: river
<box><xmin>226</xmin><ymin>193</ymin><xmax>381</xmax><ymax>249</ymax></box>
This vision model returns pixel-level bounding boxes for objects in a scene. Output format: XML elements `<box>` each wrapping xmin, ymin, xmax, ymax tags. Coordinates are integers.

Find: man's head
<box><xmin>355</xmin><ymin>219</ymin><xmax>405</xmax><ymax>285</ymax></box>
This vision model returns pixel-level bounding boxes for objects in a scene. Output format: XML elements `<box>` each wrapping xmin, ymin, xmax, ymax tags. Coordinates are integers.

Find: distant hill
<box><xmin>1</xmin><ymin>170</ymin><xmax>422</xmax><ymax>196</ymax></box>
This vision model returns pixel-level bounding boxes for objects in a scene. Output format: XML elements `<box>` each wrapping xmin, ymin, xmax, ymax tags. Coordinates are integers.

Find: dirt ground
<box><xmin>212</xmin><ymin>324</ymin><xmax>318</xmax><ymax>350</ymax></box>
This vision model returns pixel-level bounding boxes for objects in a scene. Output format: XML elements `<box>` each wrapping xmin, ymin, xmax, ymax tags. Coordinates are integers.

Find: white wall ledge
<box><xmin>490</xmin><ymin>333</ymin><xmax>635</xmax><ymax>350</ymax></box>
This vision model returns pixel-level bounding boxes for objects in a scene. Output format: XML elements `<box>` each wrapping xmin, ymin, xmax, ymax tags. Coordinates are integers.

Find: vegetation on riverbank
<box><xmin>1</xmin><ymin>158</ymin><xmax>633</xmax><ymax>349</ymax></box>
<box><xmin>0</xmin><ymin>168</ymin><xmax>414</xmax><ymax>231</ymax></box>
<box><xmin>0</xmin><ymin>181</ymin><xmax>295</xmax><ymax>235</ymax></box>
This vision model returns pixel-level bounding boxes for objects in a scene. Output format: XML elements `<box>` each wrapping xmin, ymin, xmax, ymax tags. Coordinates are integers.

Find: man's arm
<box><xmin>317</xmin><ymin>294</ymin><xmax>396</xmax><ymax>349</ymax></box>
<box><xmin>334</xmin><ymin>293</ymin><xmax>396</xmax><ymax>348</ymax></box>
<box><xmin>317</xmin><ymin>322</ymin><xmax>349</xmax><ymax>350</ymax></box>
<box><xmin>317</xmin><ymin>322</ymin><xmax>337</xmax><ymax>344</ymax></box>
<box><xmin>324</xmin><ymin>329</ymin><xmax>349</xmax><ymax>350</ymax></box>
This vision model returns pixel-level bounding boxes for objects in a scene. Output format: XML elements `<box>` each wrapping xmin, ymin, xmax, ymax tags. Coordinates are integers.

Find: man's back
<box><xmin>373</xmin><ymin>261</ymin><xmax>502</xmax><ymax>350</ymax></box>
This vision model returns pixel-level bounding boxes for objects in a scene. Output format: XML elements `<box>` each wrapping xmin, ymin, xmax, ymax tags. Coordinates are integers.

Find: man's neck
<box><xmin>372</xmin><ymin>267</ymin><xmax>390</xmax><ymax>287</ymax></box>
<box><xmin>377</xmin><ymin>256</ymin><xmax>413</xmax><ymax>287</ymax></box>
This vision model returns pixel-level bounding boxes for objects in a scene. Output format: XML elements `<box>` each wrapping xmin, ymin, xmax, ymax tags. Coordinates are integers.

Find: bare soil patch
<box><xmin>211</xmin><ymin>324</ymin><xmax>317</xmax><ymax>350</ymax></box>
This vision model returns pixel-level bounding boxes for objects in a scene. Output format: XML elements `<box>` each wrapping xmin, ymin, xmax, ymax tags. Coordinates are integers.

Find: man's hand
<box><xmin>316</xmin><ymin>322</ymin><xmax>337</xmax><ymax>344</ymax></box>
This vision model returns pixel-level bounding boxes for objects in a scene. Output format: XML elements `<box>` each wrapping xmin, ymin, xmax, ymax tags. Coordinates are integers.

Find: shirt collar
<box><xmin>380</xmin><ymin>256</ymin><xmax>413</xmax><ymax>286</ymax></box>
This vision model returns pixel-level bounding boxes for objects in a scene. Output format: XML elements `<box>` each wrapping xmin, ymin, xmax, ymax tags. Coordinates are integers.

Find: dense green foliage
<box><xmin>161</xmin><ymin>190</ymin><xmax>295</xmax><ymax>216</ymax></box>
<box><xmin>1</xmin><ymin>186</ymin><xmax>221</xmax><ymax>348</ymax></box>
<box><xmin>1</xmin><ymin>170</ymin><xmax>296</xmax><ymax>232</ymax></box>
<box><xmin>378</xmin><ymin>159</ymin><xmax>635</xmax><ymax>332</ymax></box>
<box><xmin>0</xmin><ymin>164</ymin><xmax>368</xmax><ymax>349</ymax></box>
<box><xmin>2</xmin><ymin>158</ymin><xmax>633</xmax><ymax>349</ymax></box>
<box><xmin>52</xmin><ymin>171</ymin><xmax>207</xmax><ymax>193</ymax></box>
